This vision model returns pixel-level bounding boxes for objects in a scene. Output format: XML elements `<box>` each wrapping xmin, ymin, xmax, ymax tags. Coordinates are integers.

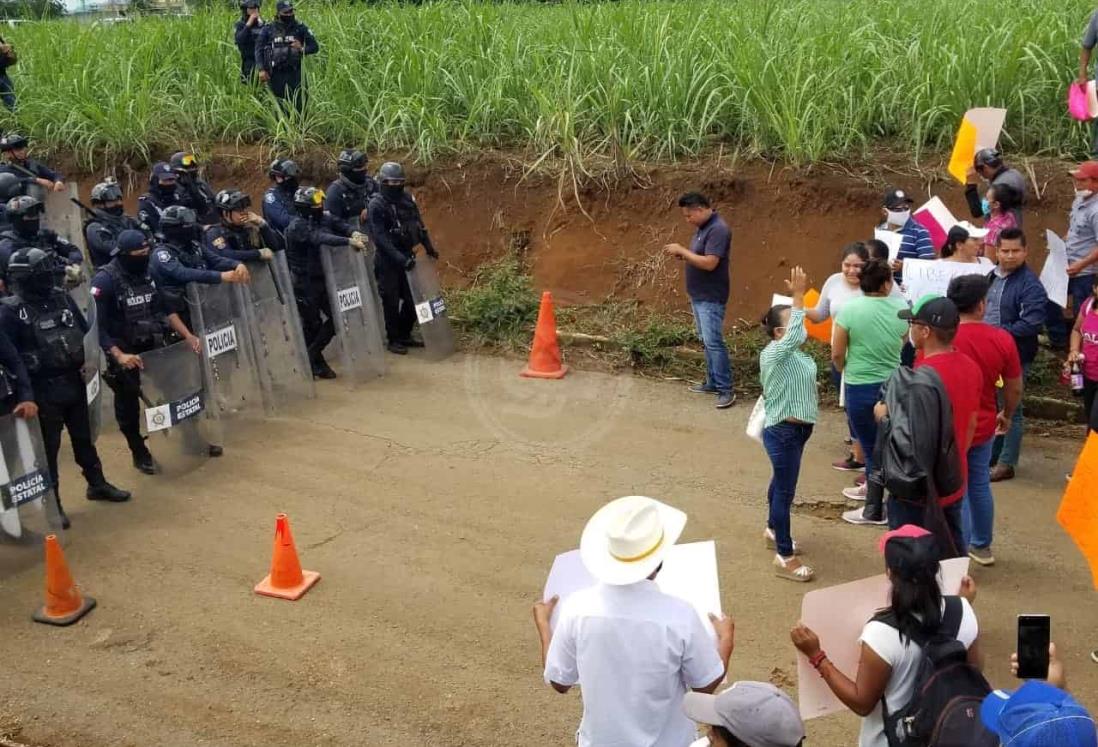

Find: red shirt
<box><xmin>915</xmin><ymin>350</ymin><xmax>983</xmax><ymax>506</ymax></box>
<box><xmin>951</xmin><ymin>323</ymin><xmax>1023</xmax><ymax>445</ymax></box>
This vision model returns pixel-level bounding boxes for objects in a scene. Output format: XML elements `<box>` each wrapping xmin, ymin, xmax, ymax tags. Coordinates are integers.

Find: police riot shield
<box><xmin>241</xmin><ymin>251</ymin><xmax>315</xmax><ymax>414</ymax></box>
<box><xmin>321</xmin><ymin>244</ymin><xmax>386</xmax><ymax>384</ymax></box>
<box><xmin>187</xmin><ymin>281</ymin><xmax>264</xmax><ymax>423</ymax></box>
<box><xmin>139</xmin><ymin>339</ymin><xmax>223</xmax><ymax>476</ymax></box>
<box><xmin>362</xmin><ymin>243</ymin><xmax>387</xmax><ymax>347</ymax></box>
<box><xmin>0</xmin><ymin>414</ymin><xmax>65</xmax><ymax>561</ymax></box>
<box><xmin>406</xmin><ymin>256</ymin><xmax>456</xmax><ymax>361</ymax></box>
<box><xmin>42</xmin><ymin>183</ymin><xmax>85</xmax><ymax>251</ymax></box>
<box><xmin>82</xmin><ymin>298</ymin><xmax>102</xmax><ymax>442</ymax></box>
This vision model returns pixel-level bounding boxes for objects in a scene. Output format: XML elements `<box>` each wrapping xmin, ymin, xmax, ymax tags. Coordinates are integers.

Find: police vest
<box><xmin>379</xmin><ymin>195</ymin><xmax>425</xmax><ymax>251</ymax></box>
<box><xmin>105</xmin><ymin>261</ymin><xmax>167</xmax><ymax>351</ymax></box>
<box><xmin>332</xmin><ymin>177</ymin><xmax>376</xmax><ymax>221</ymax></box>
<box><xmin>283</xmin><ymin>217</ymin><xmax>316</xmax><ymax>280</ymax></box>
<box><xmin>3</xmin><ymin>294</ymin><xmax>84</xmax><ymax>376</ymax></box>
<box><xmin>268</xmin><ymin>29</ymin><xmax>300</xmax><ymax>70</ymax></box>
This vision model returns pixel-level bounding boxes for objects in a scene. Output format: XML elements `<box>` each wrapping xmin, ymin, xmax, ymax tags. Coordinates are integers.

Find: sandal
<box><xmin>774</xmin><ymin>554</ymin><xmax>815</xmax><ymax>583</ymax></box>
<box><xmin>764</xmin><ymin>528</ymin><xmax>804</xmax><ymax>555</ymax></box>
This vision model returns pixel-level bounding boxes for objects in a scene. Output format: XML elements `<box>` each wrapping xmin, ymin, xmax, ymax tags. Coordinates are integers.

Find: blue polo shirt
<box><xmin>686</xmin><ymin>212</ymin><xmax>731</xmax><ymax>304</ymax></box>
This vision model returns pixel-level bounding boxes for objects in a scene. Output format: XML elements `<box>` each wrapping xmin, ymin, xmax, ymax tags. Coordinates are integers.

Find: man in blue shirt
<box><xmin>878</xmin><ymin>187</ymin><xmax>935</xmax><ymax>281</ymax></box>
<box><xmin>664</xmin><ymin>192</ymin><xmax>734</xmax><ymax>409</ymax></box>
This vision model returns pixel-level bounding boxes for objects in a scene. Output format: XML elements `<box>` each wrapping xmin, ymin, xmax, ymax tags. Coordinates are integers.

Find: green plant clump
<box><xmin>449</xmin><ymin>256</ymin><xmax>540</xmax><ymax>347</ymax></box>
<box><xmin>2</xmin><ymin>0</ymin><xmax>1094</xmax><ymax>167</ymax></box>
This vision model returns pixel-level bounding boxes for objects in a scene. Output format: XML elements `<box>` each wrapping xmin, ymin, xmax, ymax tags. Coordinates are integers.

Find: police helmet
<box><xmin>215</xmin><ymin>188</ymin><xmax>251</xmax><ymax>213</ymax></box>
<box><xmin>169</xmin><ymin>151</ymin><xmax>200</xmax><ymax>175</ymax></box>
<box><xmin>974</xmin><ymin>148</ymin><xmax>1003</xmax><ymax>170</ymax></box>
<box><xmin>151</xmin><ymin>162</ymin><xmax>177</xmax><ymax>186</ymax></box>
<box><xmin>376</xmin><ymin>162</ymin><xmax>406</xmax><ymax>186</ymax></box>
<box><xmin>7</xmin><ymin>247</ymin><xmax>63</xmax><ymax>290</ymax></box>
<box><xmin>113</xmin><ymin>229</ymin><xmax>149</xmax><ymax>258</ymax></box>
<box><xmin>292</xmin><ymin>186</ymin><xmax>325</xmax><ymax>211</ymax></box>
<box><xmin>268</xmin><ymin>158</ymin><xmax>300</xmax><ymax>179</ymax></box>
<box><xmin>91</xmin><ymin>178</ymin><xmax>124</xmax><ymax>204</ymax></box>
<box><xmin>338</xmin><ymin>149</ymin><xmax>368</xmax><ymax>175</ymax></box>
<box><xmin>240</xmin><ymin>0</ymin><xmax>260</xmax><ymax>7</ymax></box>
<box><xmin>159</xmin><ymin>205</ymin><xmax>198</xmax><ymax>230</ymax></box>
<box><xmin>0</xmin><ymin>133</ymin><xmax>28</xmax><ymax>152</ymax></box>
<box><xmin>276</xmin><ymin>0</ymin><xmax>293</xmax><ymax>13</ymax></box>
<box><xmin>0</xmin><ymin>172</ymin><xmax>24</xmax><ymax>201</ymax></box>
<box><xmin>5</xmin><ymin>194</ymin><xmax>42</xmax><ymax>219</ymax></box>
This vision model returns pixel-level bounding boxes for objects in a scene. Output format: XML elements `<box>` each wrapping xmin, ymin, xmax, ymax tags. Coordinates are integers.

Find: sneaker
<box><xmin>715</xmin><ymin>392</ymin><xmax>736</xmax><ymax>409</ymax></box>
<box><xmin>1091</xmin><ymin>650</ymin><xmax>1098</xmax><ymax>664</ymax></box>
<box><xmin>842</xmin><ymin>508</ymin><xmax>887</xmax><ymax>526</ymax></box>
<box><xmin>387</xmin><ymin>342</ymin><xmax>409</xmax><ymax>355</ymax></box>
<box><xmin>989</xmin><ymin>464</ymin><xmax>1015</xmax><ymax>483</ymax></box>
<box><xmin>132</xmin><ymin>450</ymin><xmax>157</xmax><ymax>475</ymax></box>
<box><xmin>842</xmin><ymin>484</ymin><xmax>867</xmax><ymax>501</ymax></box>
<box><xmin>968</xmin><ymin>546</ymin><xmax>996</xmax><ymax>566</ymax></box>
<box><xmin>689</xmin><ymin>383</ymin><xmax>718</xmax><ymax>394</ymax></box>
<box><xmin>832</xmin><ymin>455</ymin><xmax>865</xmax><ymax>472</ymax></box>
<box><xmin>86</xmin><ymin>481</ymin><xmax>131</xmax><ymax>503</ymax></box>
<box><xmin>855</xmin><ymin>473</ymin><xmax>866</xmax><ymax>487</ymax></box>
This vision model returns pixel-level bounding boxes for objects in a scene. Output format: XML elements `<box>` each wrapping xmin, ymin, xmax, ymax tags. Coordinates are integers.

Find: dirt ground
<box><xmin>1</xmin><ymin>352</ymin><xmax>1094</xmax><ymax>747</ymax></box>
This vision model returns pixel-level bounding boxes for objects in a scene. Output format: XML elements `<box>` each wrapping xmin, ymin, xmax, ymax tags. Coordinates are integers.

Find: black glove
<box><xmin>426</xmin><ymin>248</ymin><xmax>439</xmax><ymax>260</ymax></box>
<box><xmin>403</xmin><ymin>256</ymin><xmax>416</xmax><ymax>271</ymax></box>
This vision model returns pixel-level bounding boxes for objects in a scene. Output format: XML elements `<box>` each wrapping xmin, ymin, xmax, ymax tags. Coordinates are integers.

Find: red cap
<box><xmin>877</xmin><ymin>524</ymin><xmax>931</xmax><ymax>554</ymax></box>
<box><xmin>1069</xmin><ymin>161</ymin><xmax>1098</xmax><ymax>180</ymax></box>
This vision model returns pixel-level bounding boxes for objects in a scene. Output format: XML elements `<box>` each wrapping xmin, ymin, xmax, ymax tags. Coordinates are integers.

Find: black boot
<box><xmin>311</xmin><ymin>357</ymin><xmax>337</xmax><ymax>379</ymax></box>
<box><xmin>53</xmin><ymin>493</ymin><xmax>71</xmax><ymax>530</ymax></box>
<box><xmin>86</xmin><ymin>480</ymin><xmax>131</xmax><ymax>503</ymax></box>
<box><xmin>132</xmin><ymin>447</ymin><xmax>157</xmax><ymax>475</ymax></box>
<box><xmin>399</xmin><ymin>337</ymin><xmax>425</xmax><ymax>348</ymax></box>
<box><xmin>387</xmin><ymin>341</ymin><xmax>408</xmax><ymax>355</ymax></box>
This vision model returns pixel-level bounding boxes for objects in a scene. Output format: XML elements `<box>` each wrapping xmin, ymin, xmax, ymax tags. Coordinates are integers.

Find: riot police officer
<box><xmin>92</xmin><ymin>231</ymin><xmax>204</xmax><ymax>473</ymax></box>
<box><xmin>169</xmin><ymin>151</ymin><xmax>218</xmax><ymax>225</ymax></box>
<box><xmin>262</xmin><ymin>158</ymin><xmax>299</xmax><ymax>234</ymax></box>
<box><xmin>366</xmin><ymin>162</ymin><xmax>439</xmax><ymax>354</ymax></box>
<box><xmin>0</xmin><ymin>171</ymin><xmax>28</xmax><ymax>232</ymax></box>
<box><xmin>0</xmin><ymin>133</ymin><xmax>64</xmax><ymax>193</ymax></box>
<box><xmin>83</xmin><ymin>178</ymin><xmax>149</xmax><ymax>269</ymax></box>
<box><xmin>285</xmin><ymin>186</ymin><xmax>366</xmax><ymax>378</ymax></box>
<box><xmin>0</xmin><ymin>195</ymin><xmax>83</xmax><ymax>289</ymax></box>
<box><xmin>234</xmin><ymin>0</ymin><xmax>264</xmax><ymax>83</ymax></box>
<box><xmin>137</xmin><ymin>162</ymin><xmax>183</xmax><ymax>234</ymax></box>
<box><xmin>149</xmin><ymin>206</ymin><xmax>248</xmax><ymax>324</ymax></box>
<box><xmin>325</xmin><ymin>149</ymin><xmax>377</xmax><ymax>227</ymax></box>
<box><xmin>254</xmin><ymin>0</ymin><xmax>318</xmax><ymax>112</ymax></box>
<box><xmin>205</xmin><ymin>189</ymin><xmax>282</xmax><ymax>263</ymax></box>
<box><xmin>1</xmin><ymin>248</ymin><xmax>130</xmax><ymax>528</ymax></box>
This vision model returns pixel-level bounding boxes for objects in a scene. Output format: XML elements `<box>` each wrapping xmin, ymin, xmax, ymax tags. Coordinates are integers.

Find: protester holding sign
<box><xmin>940</xmin><ymin>223</ymin><xmax>993</xmax><ymax>265</ymax></box>
<box><xmin>1051</xmin><ymin>161</ymin><xmax>1098</xmax><ymax>352</ymax></box>
<box><xmin>533</xmin><ymin>496</ymin><xmax>734</xmax><ymax>747</ymax></box>
<box><xmin>983</xmin><ymin>183</ymin><xmax>1022</xmax><ymax>257</ymax></box>
<box><xmin>878</xmin><ymin>188</ymin><xmax>934</xmax><ymax>281</ymax></box>
<box><xmin>761</xmin><ymin>267</ymin><xmax>817</xmax><ymax>582</ymax></box>
<box><xmin>986</xmin><ymin>229</ymin><xmax>1049</xmax><ymax>482</ymax></box>
<box><xmin>964</xmin><ymin>148</ymin><xmax>1026</xmax><ymax>227</ymax></box>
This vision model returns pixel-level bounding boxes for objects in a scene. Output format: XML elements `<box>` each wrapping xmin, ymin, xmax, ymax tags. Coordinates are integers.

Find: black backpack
<box><xmin>875</xmin><ymin>596</ymin><xmax>998</xmax><ymax>747</ymax></box>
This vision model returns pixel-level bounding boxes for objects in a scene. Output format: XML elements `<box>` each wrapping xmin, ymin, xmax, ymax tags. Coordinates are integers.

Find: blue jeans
<box><xmin>888</xmin><ymin>496</ymin><xmax>965</xmax><ymax>558</ymax></box>
<box><xmin>691</xmin><ymin>300</ymin><xmax>732</xmax><ymax>394</ymax></box>
<box><xmin>763</xmin><ymin>421</ymin><xmax>814</xmax><ymax>557</ymax></box>
<box><xmin>845</xmin><ymin>380</ymin><xmax>883</xmax><ymax>490</ymax></box>
<box><xmin>962</xmin><ymin>438</ymin><xmax>995</xmax><ymax>550</ymax></box>
<box><xmin>1045</xmin><ymin>275</ymin><xmax>1094</xmax><ymax>348</ymax></box>
<box><xmin>993</xmin><ymin>362</ymin><xmax>1030</xmax><ymax>468</ymax></box>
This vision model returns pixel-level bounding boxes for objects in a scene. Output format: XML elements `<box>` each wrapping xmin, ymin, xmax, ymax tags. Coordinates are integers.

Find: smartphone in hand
<box><xmin>1016</xmin><ymin>614</ymin><xmax>1051</xmax><ymax>679</ymax></box>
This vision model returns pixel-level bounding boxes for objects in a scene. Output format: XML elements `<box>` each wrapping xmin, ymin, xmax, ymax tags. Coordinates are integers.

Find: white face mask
<box><xmin>1076</xmin><ymin>189</ymin><xmax>1094</xmax><ymax>199</ymax></box>
<box><xmin>886</xmin><ymin>209</ymin><xmax>911</xmax><ymax>226</ymax></box>
<box><xmin>908</xmin><ymin>329</ymin><xmax>918</xmax><ymax>347</ymax></box>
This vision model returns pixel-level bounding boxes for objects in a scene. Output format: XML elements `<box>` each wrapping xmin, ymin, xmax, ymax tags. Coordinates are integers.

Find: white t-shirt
<box><xmin>815</xmin><ymin>272</ymin><xmax>905</xmax><ymax>324</ymax></box>
<box><xmin>544</xmin><ymin>580</ymin><xmax>725</xmax><ymax>747</ymax></box>
<box><xmin>857</xmin><ymin>598</ymin><xmax>979</xmax><ymax>747</ymax></box>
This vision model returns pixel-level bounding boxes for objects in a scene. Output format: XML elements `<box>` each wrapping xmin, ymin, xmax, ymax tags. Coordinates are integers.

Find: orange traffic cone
<box><xmin>254</xmin><ymin>513</ymin><xmax>320</xmax><ymax>601</ymax></box>
<box><xmin>521</xmin><ymin>291</ymin><xmax>568</xmax><ymax>379</ymax></box>
<box><xmin>32</xmin><ymin>535</ymin><xmax>96</xmax><ymax>626</ymax></box>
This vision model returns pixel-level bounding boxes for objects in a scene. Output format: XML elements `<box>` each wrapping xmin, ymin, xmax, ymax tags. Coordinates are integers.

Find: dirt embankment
<box><xmin>68</xmin><ymin>147</ymin><xmax>1075</xmax><ymax>325</ymax></box>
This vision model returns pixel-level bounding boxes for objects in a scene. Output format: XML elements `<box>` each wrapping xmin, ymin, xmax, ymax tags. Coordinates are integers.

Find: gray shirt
<box><xmin>1066</xmin><ymin>194</ymin><xmax>1098</xmax><ymax>276</ymax></box>
<box><xmin>984</xmin><ymin>266</ymin><xmax>1008</xmax><ymax>327</ymax></box>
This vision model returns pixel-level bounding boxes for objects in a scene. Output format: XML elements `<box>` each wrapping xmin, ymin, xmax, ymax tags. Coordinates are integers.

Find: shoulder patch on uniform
<box><xmin>156</xmin><ymin>250</ymin><xmax>172</xmax><ymax>263</ymax></box>
<box><xmin>213</xmin><ymin>237</ymin><xmax>226</xmax><ymax>248</ymax></box>
<box><xmin>91</xmin><ymin>286</ymin><xmax>101</xmax><ymax>297</ymax></box>
<box><xmin>264</xmin><ymin>193</ymin><xmax>275</xmax><ymax>204</ymax></box>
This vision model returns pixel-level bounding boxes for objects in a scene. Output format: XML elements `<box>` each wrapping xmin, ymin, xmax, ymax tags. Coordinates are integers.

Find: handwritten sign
<box><xmin>901</xmin><ymin>258</ymin><xmax>992</xmax><ymax>303</ymax></box>
<box><xmin>1040</xmin><ymin>230</ymin><xmax>1069</xmax><ymax>308</ymax></box>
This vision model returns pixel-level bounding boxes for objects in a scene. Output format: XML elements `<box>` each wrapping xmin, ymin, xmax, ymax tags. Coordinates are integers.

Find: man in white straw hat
<box><xmin>532</xmin><ymin>495</ymin><xmax>735</xmax><ymax>747</ymax></box>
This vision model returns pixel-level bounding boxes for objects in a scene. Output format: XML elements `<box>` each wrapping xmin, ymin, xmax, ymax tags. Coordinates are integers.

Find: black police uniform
<box><xmin>234</xmin><ymin>13</ymin><xmax>264</xmax><ymax>82</ymax></box>
<box><xmin>0</xmin><ymin>287</ymin><xmax>112</xmax><ymax>504</ymax></box>
<box><xmin>0</xmin><ymin>229</ymin><xmax>82</xmax><ymax>287</ymax></box>
<box><xmin>84</xmin><ymin>211</ymin><xmax>149</xmax><ymax>269</ymax></box>
<box><xmin>176</xmin><ymin>175</ymin><xmax>219</xmax><ymax>226</ymax></box>
<box><xmin>204</xmin><ymin>221</ymin><xmax>283</xmax><ymax>262</ymax></box>
<box><xmin>254</xmin><ymin>17</ymin><xmax>318</xmax><ymax>110</ymax></box>
<box><xmin>0</xmin><ymin>39</ymin><xmax>15</xmax><ymax>110</ymax></box>
<box><xmin>325</xmin><ymin>174</ymin><xmax>378</xmax><ymax>227</ymax></box>
<box><xmin>138</xmin><ymin>185</ymin><xmax>184</xmax><ymax>235</ymax></box>
<box><xmin>0</xmin><ymin>158</ymin><xmax>61</xmax><ymax>184</ymax></box>
<box><xmin>284</xmin><ymin>211</ymin><xmax>352</xmax><ymax>366</ymax></box>
<box><xmin>149</xmin><ymin>235</ymin><xmax>239</xmax><ymax>324</ymax></box>
<box><xmin>366</xmin><ymin>189</ymin><xmax>437</xmax><ymax>344</ymax></box>
<box><xmin>0</xmin><ymin>325</ymin><xmax>33</xmax><ymax>415</ymax></box>
<box><xmin>263</xmin><ymin>182</ymin><xmax>296</xmax><ymax>234</ymax></box>
<box><xmin>91</xmin><ymin>258</ymin><xmax>173</xmax><ymax>462</ymax></box>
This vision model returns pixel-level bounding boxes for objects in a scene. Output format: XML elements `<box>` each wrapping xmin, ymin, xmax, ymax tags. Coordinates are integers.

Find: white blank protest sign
<box><xmin>1040</xmin><ymin>230</ymin><xmax>1069</xmax><ymax>308</ymax></box>
<box><xmin>901</xmin><ymin>258</ymin><xmax>992</xmax><ymax>303</ymax></box>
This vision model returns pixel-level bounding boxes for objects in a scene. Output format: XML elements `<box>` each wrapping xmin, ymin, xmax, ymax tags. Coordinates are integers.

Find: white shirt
<box><xmin>544</xmin><ymin>580</ymin><xmax>724</xmax><ymax>747</ymax></box>
<box><xmin>856</xmin><ymin>598</ymin><xmax>979</xmax><ymax>747</ymax></box>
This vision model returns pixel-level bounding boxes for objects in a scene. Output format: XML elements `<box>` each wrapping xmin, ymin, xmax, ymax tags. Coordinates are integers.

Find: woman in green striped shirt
<box><xmin>760</xmin><ymin>266</ymin><xmax>819</xmax><ymax>583</ymax></box>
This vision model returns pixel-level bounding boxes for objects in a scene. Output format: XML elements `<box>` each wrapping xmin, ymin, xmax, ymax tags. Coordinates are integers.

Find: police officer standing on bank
<box><xmin>366</xmin><ymin>162</ymin><xmax>439</xmax><ymax>354</ymax></box>
<box><xmin>285</xmin><ymin>186</ymin><xmax>367</xmax><ymax>378</ymax></box>
<box><xmin>0</xmin><ymin>134</ymin><xmax>64</xmax><ymax>193</ymax></box>
<box><xmin>205</xmin><ymin>189</ymin><xmax>282</xmax><ymax>262</ymax></box>
<box><xmin>263</xmin><ymin>159</ymin><xmax>300</xmax><ymax>234</ymax></box>
<box><xmin>234</xmin><ymin>0</ymin><xmax>264</xmax><ymax>83</ymax></box>
<box><xmin>1</xmin><ymin>248</ymin><xmax>130</xmax><ymax>528</ymax></box>
<box><xmin>255</xmin><ymin>1</ymin><xmax>318</xmax><ymax>113</ymax></box>
<box><xmin>0</xmin><ymin>195</ymin><xmax>83</xmax><ymax>288</ymax></box>
<box><xmin>84</xmin><ymin>178</ymin><xmax>149</xmax><ymax>270</ymax></box>
<box><xmin>138</xmin><ymin>162</ymin><xmax>183</xmax><ymax>235</ymax></box>
<box><xmin>325</xmin><ymin>149</ymin><xmax>377</xmax><ymax>227</ymax></box>
<box><xmin>149</xmin><ymin>206</ymin><xmax>248</xmax><ymax>323</ymax></box>
<box><xmin>169</xmin><ymin>151</ymin><xmax>218</xmax><ymax>225</ymax></box>
<box><xmin>92</xmin><ymin>231</ymin><xmax>203</xmax><ymax>473</ymax></box>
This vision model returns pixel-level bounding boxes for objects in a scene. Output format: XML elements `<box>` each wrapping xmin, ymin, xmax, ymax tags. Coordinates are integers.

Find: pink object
<box><xmin>913</xmin><ymin>197</ymin><xmax>958</xmax><ymax>253</ymax></box>
<box><xmin>877</xmin><ymin>524</ymin><xmax>931</xmax><ymax>553</ymax></box>
<box><xmin>1081</xmin><ymin>297</ymin><xmax>1098</xmax><ymax>381</ymax></box>
<box><xmin>1069</xmin><ymin>82</ymin><xmax>1091</xmax><ymax>121</ymax></box>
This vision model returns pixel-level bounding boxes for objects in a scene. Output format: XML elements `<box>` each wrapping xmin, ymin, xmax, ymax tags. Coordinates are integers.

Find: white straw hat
<box><xmin>579</xmin><ymin>496</ymin><xmax>687</xmax><ymax>585</ymax></box>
